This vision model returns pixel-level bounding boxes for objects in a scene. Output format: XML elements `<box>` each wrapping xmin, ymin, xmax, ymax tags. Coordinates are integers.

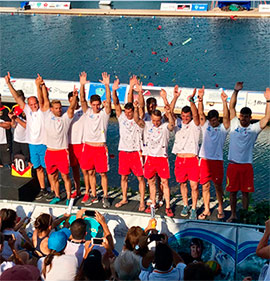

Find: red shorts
<box><xmin>175</xmin><ymin>156</ymin><xmax>199</xmax><ymax>183</ymax></box>
<box><xmin>226</xmin><ymin>163</ymin><xmax>254</xmax><ymax>193</ymax></box>
<box><xmin>118</xmin><ymin>151</ymin><xmax>143</xmax><ymax>177</ymax></box>
<box><xmin>69</xmin><ymin>144</ymin><xmax>83</xmax><ymax>167</ymax></box>
<box><xmin>80</xmin><ymin>144</ymin><xmax>109</xmax><ymax>173</ymax></box>
<box><xmin>45</xmin><ymin>149</ymin><xmax>70</xmax><ymax>175</ymax></box>
<box><xmin>144</xmin><ymin>156</ymin><xmax>170</xmax><ymax>179</ymax></box>
<box><xmin>199</xmin><ymin>159</ymin><xmax>224</xmax><ymax>185</ymax></box>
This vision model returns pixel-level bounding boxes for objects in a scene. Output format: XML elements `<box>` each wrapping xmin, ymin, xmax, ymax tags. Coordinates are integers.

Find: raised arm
<box><xmin>127</xmin><ymin>75</ymin><xmax>137</xmax><ymax>103</ymax></box>
<box><xmin>160</xmin><ymin>88</ymin><xmax>169</xmax><ymax>107</ymax></box>
<box><xmin>197</xmin><ymin>86</ymin><xmax>206</xmax><ymax>126</ymax></box>
<box><xmin>229</xmin><ymin>82</ymin><xmax>243</xmax><ymax>120</ymax></box>
<box><xmin>79</xmin><ymin>71</ymin><xmax>89</xmax><ymax>113</ymax></box>
<box><xmin>189</xmin><ymin>88</ymin><xmax>200</xmax><ymax>126</ymax></box>
<box><xmin>112</xmin><ymin>78</ymin><xmax>122</xmax><ymax>117</ymax></box>
<box><xmin>35</xmin><ymin>74</ymin><xmax>44</xmax><ymax>109</ymax></box>
<box><xmin>165</xmin><ymin>105</ymin><xmax>175</xmax><ymax>131</ymax></box>
<box><xmin>170</xmin><ymin>85</ymin><xmax>181</xmax><ymax>116</ymax></box>
<box><xmin>259</xmin><ymin>88</ymin><xmax>270</xmax><ymax>130</ymax></box>
<box><xmin>221</xmin><ymin>90</ymin><xmax>230</xmax><ymax>129</ymax></box>
<box><xmin>134</xmin><ymin>81</ymin><xmax>145</xmax><ymax>119</ymax></box>
<box><xmin>256</xmin><ymin>219</ymin><xmax>270</xmax><ymax>259</ymax></box>
<box><xmin>99</xmin><ymin>72</ymin><xmax>111</xmax><ymax>115</ymax></box>
<box><xmin>8</xmin><ymin>112</ymin><xmax>26</xmax><ymax>129</ymax></box>
<box><xmin>41</xmin><ymin>78</ymin><xmax>50</xmax><ymax>112</ymax></box>
<box><xmin>133</xmin><ymin>100</ymin><xmax>145</xmax><ymax>128</ymax></box>
<box><xmin>67</xmin><ymin>86</ymin><xmax>78</xmax><ymax>119</ymax></box>
<box><xmin>5</xmin><ymin>72</ymin><xmax>25</xmax><ymax>109</ymax></box>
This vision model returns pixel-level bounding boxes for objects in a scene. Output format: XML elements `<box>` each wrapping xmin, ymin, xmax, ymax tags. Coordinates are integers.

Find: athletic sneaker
<box><xmin>66</xmin><ymin>199</ymin><xmax>70</xmax><ymax>206</ymax></box>
<box><xmin>46</xmin><ymin>192</ymin><xmax>55</xmax><ymax>201</ymax></box>
<box><xmin>102</xmin><ymin>197</ymin><xmax>110</xmax><ymax>208</ymax></box>
<box><xmin>189</xmin><ymin>209</ymin><xmax>197</xmax><ymax>220</ymax></box>
<box><xmin>35</xmin><ymin>189</ymin><xmax>48</xmax><ymax>200</ymax></box>
<box><xmin>81</xmin><ymin>194</ymin><xmax>90</xmax><ymax>203</ymax></box>
<box><xmin>71</xmin><ymin>190</ymin><xmax>81</xmax><ymax>199</ymax></box>
<box><xmin>49</xmin><ymin>197</ymin><xmax>61</xmax><ymax>205</ymax></box>
<box><xmin>181</xmin><ymin>205</ymin><xmax>191</xmax><ymax>217</ymax></box>
<box><xmin>165</xmin><ymin>208</ymin><xmax>174</xmax><ymax>217</ymax></box>
<box><xmin>84</xmin><ymin>196</ymin><xmax>98</xmax><ymax>206</ymax></box>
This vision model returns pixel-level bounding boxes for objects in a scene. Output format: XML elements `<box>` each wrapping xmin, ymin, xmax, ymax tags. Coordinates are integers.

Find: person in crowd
<box><xmin>139</xmin><ymin>234</ymin><xmax>186</xmax><ymax>280</ymax></box>
<box><xmin>112</xmin><ymin>77</ymin><xmax>145</xmax><ymax>211</ymax></box>
<box><xmin>9</xmin><ymin>92</ymin><xmax>30</xmax><ymax>165</ymax></box>
<box><xmin>172</xmin><ymin>88</ymin><xmax>201</xmax><ymax>220</ymax></box>
<box><xmin>134</xmin><ymin>89</ymin><xmax>175</xmax><ymax>217</ymax></box>
<box><xmin>32</xmin><ymin>213</ymin><xmax>70</xmax><ymax>258</ymax></box>
<box><xmin>179</xmin><ymin>238</ymin><xmax>204</xmax><ymax>265</ymax></box>
<box><xmin>67</xmin><ymin>91</ymin><xmax>90</xmax><ymax>203</ymax></box>
<box><xmin>36</xmin><ymin>74</ymin><xmax>77</xmax><ymax>205</ymax></box>
<box><xmin>0</xmin><ymin>93</ymin><xmax>12</xmax><ymax>167</ymax></box>
<box><xmin>1</xmin><ymin>264</ymin><xmax>41</xmax><ymax>281</ymax></box>
<box><xmin>184</xmin><ymin>262</ymin><xmax>214</xmax><ymax>281</ymax></box>
<box><xmin>37</xmin><ymin>227</ymin><xmax>78</xmax><ymax>281</ymax></box>
<box><xmin>197</xmin><ymin>87</ymin><xmax>230</xmax><ymax>220</ymax></box>
<box><xmin>79</xmin><ymin>71</ymin><xmax>111</xmax><ymax>208</ymax></box>
<box><xmin>226</xmin><ymin>84</ymin><xmax>270</xmax><ymax>222</ymax></box>
<box><xmin>5</xmin><ymin>72</ymin><xmax>48</xmax><ymax>200</ymax></box>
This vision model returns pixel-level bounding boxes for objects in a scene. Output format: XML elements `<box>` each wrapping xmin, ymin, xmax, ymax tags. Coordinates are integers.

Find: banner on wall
<box><xmin>0</xmin><ymin>200</ymin><xmax>265</xmax><ymax>281</ymax></box>
<box><xmin>29</xmin><ymin>2</ymin><xmax>71</xmax><ymax>9</ymax></box>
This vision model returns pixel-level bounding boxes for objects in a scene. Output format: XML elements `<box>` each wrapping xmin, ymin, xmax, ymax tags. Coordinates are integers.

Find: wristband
<box><xmin>267</xmin><ymin>100</ymin><xmax>270</xmax><ymax>103</ymax></box>
<box><xmin>189</xmin><ymin>97</ymin><xmax>195</xmax><ymax>103</ymax></box>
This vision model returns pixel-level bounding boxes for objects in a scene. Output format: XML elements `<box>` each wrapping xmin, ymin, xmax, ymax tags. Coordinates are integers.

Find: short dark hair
<box><xmin>208</xmin><ymin>110</ymin><xmax>219</xmax><ymax>120</ymax></box>
<box><xmin>151</xmin><ymin>109</ymin><xmax>162</xmax><ymax>117</ymax></box>
<box><xmin>34</xmin><ymin>213</ymin><xmax>53</xmax><ymax>233</ymax></box>
<box><xmin>240</xmin><ymin>107</ymin><xmax>252</xmax><ymax>116</ymax></box>
<box><xmin>155</xmin><ymin>243</ymin><xmax>173</xmax><ymax>271</ymax></box>
<box><xmin>146</xmin><ymin>97</ymin><xmax>157</xmax><ymax>107</ymax></box>
<box><xmin>184</xmin><ymin>262</ymin><xmax>214</xmax><ymax>281</ymax></box>
<box><xmin>190</xmin><ymin>238</ymin><xmax>204</xmax><ymax>251</ymax></box>
<box><xmin>124</xmin><ymin>102</ymin><xmax>134</xmax><ymax>111</ymax></box>
<box><xmin>17</xmin><ymin>90</ymin><xmax>25</xmax><ymax>100</ymax></box>
<box><xmin>70</xmin><ymin>219</ymin><xmax>87</xmax><ymax>240</ymax></box>
<box><xmin>182</xmin><ymin>106</ymin><xmax>192</xmax><ymax>114</ymax></box>
<box><xmin>90</xmin><ymin>94</ymin><xmax>101</xmax><ymax>103</ymax></box>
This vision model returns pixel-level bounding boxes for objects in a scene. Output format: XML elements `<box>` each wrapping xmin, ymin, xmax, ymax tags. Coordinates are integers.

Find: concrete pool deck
<box><xmin>0</xmin><ymin>7</ymin><xmax>270</xmax><ymax>18</ymax></box>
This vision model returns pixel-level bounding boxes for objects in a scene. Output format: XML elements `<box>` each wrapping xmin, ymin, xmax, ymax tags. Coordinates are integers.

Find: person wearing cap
<box><xmin>5</xmin><ymin>72</ymin><xmax>48</xmax><ymax>199</ymax></box>
<box><xmin>9</xmin><ymin>91</ymin><xmax>30</xmax><ymax>165</ymax></box>
<box><xmin>1</xmin><ymin>265</ymin><xmax>41</xmax><ymax>281</ymax></box>
<box><xmin>37</xmin><ymin>228</ymin><xmax>78</xmax><ymax>281</ymax></box>
<box><xmin>226</xmin><ymin>85</ymin><xmax>270</xmax><ymax>222</ymax></box>
<box><xmin>0</xmin><ymin>93</ymin><xmax>12</xmax><ymax>167</ymax></box>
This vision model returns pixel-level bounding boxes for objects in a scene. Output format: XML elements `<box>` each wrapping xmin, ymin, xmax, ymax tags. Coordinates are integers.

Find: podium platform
<box><xmin>0</xmin><ymin>167</ymin><xmax>40</xmax><ymax>201</ymax></box>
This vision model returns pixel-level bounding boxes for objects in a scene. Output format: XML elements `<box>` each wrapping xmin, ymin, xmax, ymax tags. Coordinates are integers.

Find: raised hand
<box><xmin>129</xmin><ymin>75</ymin><xmax>137</xmax><ymax>88</ymax></box>
<box><xmin>197</xmin><ymin>86</ymin><xmax>205</xmax><ymax>101</ymax></box>
<box><xmin>99</xmin><ymin>72</ymin><xmax>110</xmax><ymax>86</ymax></box>
<box><xmin>80</xmin><ymin>71</ymin><xmax>89</xmax><ymax>86</ymax></box>
<box><xmin>234</xmin><ymin>82</ymin><xmax>244</xmax><ymax>91</ymax></box>
<box><xmin>4</xmin><ymin>72</ymin><xmax>11</xmax><ymax>84</ymax></box>
<box><xmin>221</xmin><ymin>90</ymin><xmax>228</xmax><ymax>102</ymax></box>
<box><xmin>160</xmin><ymin>88</ymin><xmax>167</xmax><ymax>99</ymax></box>
<box><xmin>133</xmin><ymin>100</ymin><xmax>139</xmax><ymax>108</ymax></box>
<box><xmin>112</xmin><ymin>78</ymin><xmax>120</xmax><ymax>91</ymax></box>
<box><xmin>191</xmin><ymin>88</ymin><xmax>197</xmax><ymax>98</ymax></box>
<box><xmin>95</xmin><ymin>211</ymin><xmax>106</xmax><ymax>225</ymax></box>
<box><xmin>135</xmin><ymin>81</ymin><xmax>143</xmax><ymax>93</ymax></box>
<box><xmin>174</xmin><ymin>85</ymin><xmax>181</xmax><ymax>98</ymax></box>
<box><xmin>164</xmin><ymin>104</ymin><xmax>171</xmax><ymax>114</ymax></box>
<box><xmin>264</xmin><ymin>88</ymin><xmax>270</xmax><ymax>100</ymax></box>
<box><xmin>35</xmin><ymin>73</ymin><xmax>43</xmax><ymax>87</ymax></box>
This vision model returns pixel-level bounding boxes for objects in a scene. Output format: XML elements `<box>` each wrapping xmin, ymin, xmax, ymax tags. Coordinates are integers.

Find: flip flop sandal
<box><xmin>217</xmin><ymin>212</ymin><xmax>225</xmax><ymax>219</ymax></box>
<box><xmin>198</xmin><ymin>213</ymin><xmax>211</xmax><ymax>220</ymax></box>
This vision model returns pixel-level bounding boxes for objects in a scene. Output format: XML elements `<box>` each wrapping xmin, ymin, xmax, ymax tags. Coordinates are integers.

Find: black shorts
<box><xmin>0</xmin><ymin>144</ymin><xmax>11</xmax><ymax>166</ymax></box>
<box><xmin>13</xmin><ymin>141</ymin><xmax>30</xmax><ymax>163</ymax></box>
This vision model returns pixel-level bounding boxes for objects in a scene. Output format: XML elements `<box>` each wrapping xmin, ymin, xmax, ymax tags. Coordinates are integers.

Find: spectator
<box><xmin>180</xmin><ymin>238</ymin><xmax>204</xmax><ymax>265</ymax></box>
<box><xmin>184</xmin><ymin>262</ymin><xmax>214</xmax><ymax>281</ymax></box>
<box><xmin>1</xmin><ymin>264</ymin><xmax>41</xmax><ymax>281</ymax></box>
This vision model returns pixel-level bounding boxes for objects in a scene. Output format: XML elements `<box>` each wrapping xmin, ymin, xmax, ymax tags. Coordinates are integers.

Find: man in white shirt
<box><xmin>112</xmin><ymin>78</ymin><xmax>145</xmax><ymax>211</ymax></box>
<box><xmin>79</xmin><ymin>72</ymin><xmax>111</xmax><ymax>208</ymax></box>
<box><xmin>197</xmin><ymin>87</ymin><xmax>230</xmax><ymax>220</ymax></box>
<box><xmin>5</xmin><ymin>72</ymin><xmax>48</xmax><ymax>199</ymax></box>
<box><xmin>134</xmin><ymin>89</ymin><xmax>175</xmax><ymax>217</ymax></box>
<box><xmin>172</xmin><ymin>89</ymin><xmax>201</xmax><ymax>220</ymax></box>
<box><xmin>37</xmin><ymin>74</ymin><xmax>77</xmax><ymax>205</ymax></box>
<box><xmin>226</xmin><ymin>84</ymin><xmax>270</xmax><ymax>222</ymax></box>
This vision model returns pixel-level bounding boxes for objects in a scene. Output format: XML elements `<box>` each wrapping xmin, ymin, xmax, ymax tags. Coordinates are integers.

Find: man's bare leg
<box><xmin>100</xmin><ymin>172</ymin><xmax>108</xmax><ymax>198</ymax></box>
<box><xmin>71</xmin><ymin>164</ymin><xmax>80</xmax><ymax>193</ymax></box>
<box><xmin>148</xmin><ymin>176</ymin><xmax>156</xmax><ymax>206</ymax></box>
<box><xmin>61</xmin><ymin>173</ymin><xmax>72</xmax><ymax>200</ymax></box>
<box><xmin>156</xmin><ymin>175</ymin><xmax>164</xmax><ymax>204</ymax></box>
<box><xmin>36</xmin><ymin>166</ymin><xmax>46</xmax><ymax>190</ymax></box>
<box><xmin>242</xmin><ymin>191</ymin><xmax>249</xmax><ymax>210</ymax></box>
<box><xmin>190</xmin><ymin>180</ymin><xmax>199</xmax><ymax>210</ymax></box>
<box><xmin>180</xmin><ymin>182</ymin><xmax>189</xmax><ymax>207</ymax></box>
<box><xmin>161</xmin><ymin>178</ymin><xmax>171</xmax><ymax>209</ymax></box>
<box><xmin>137</xmin><ymin>176</ymin><xmax>145</xmax><ymax>211</ymax></box>
<box><xmin>214</xmin><ymin>183</ymin><xmax>224</xmax><ymax>218</ymax></box>
<box><xmin>88</xmin><ymin>169</ymin><xmax>97</xmax><ymax>197</ymax></box>
<box><xmin>199</xmin><ymin>181</ymin><xmax>211</xmax><ymax>219</ymax></box>
<box><xmin>82</xmin><ymin>169</ymin><xmax>90</xmax><ymax>195</ymax></box>
<box><xmin>115</xmin><ymin>175</ymin><xmax>128</xmax><ymax>207</ymax></box>
<box><xmin>48</xmin><ymin>172</ymin><xmax>59</xmax><ymax>197</ymax></box>
<box><xmin>227</xmin><ymin>191</ymin><xmax>238</xmax><ymax>222</ymax></box>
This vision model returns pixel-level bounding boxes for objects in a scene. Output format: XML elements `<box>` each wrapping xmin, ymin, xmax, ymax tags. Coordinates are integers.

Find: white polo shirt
<box><xmin>83</xmin><ymin>107</ymin><xmax>110</xmax><ymax>143</ymax></box>
<box><xmin>143</xmin><ymin>121</ymin><xmax>170</xmax><ymax>157</ymax></box>
<box><xmin>0</xmin><ymin>120</ymin><xmax>7</xmax><ymax>144</ymax></box>
<box><xmin>199</xmin><ymin>121</ymin><xmax>229</xmax><ymax>160</ymax></box>
<box><xmin>68</xmin><ymin>107</ymin><xmax>85</xmax><ymax>145</ymax></box>
<box><xmin>118</xmin><ymin>112</ymin><xmax>143</xmax><ymax>152</ymax></box>
<box><xmin>13</xmin><ymin>116</ymin><xmax>27</xmax><ymax>143</ymax></box>
<box><xmin>24</xmin><ymin>104</ymin><xmax>45</xmax><ymax>145</ymax></box>
<box><xmin>43</xmin><ymin>110</ymin><xmax>72</xmax><ymax>150</ymax></box>
<box><xmin>172</xmin><ymin>119</ymin><xmax>201</xmax><ymax>155</ymax></box>
<box><xmin>228</xmin><ymin>117</ymin><xmax>261</xmax><ymax>164</ymax></box>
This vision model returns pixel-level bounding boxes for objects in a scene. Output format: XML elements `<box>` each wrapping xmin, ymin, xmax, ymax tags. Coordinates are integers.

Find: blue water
<box><xmin>0</xmin><ymin>13</ymin><xmax>269</xmax><ymax>201</ymax></box>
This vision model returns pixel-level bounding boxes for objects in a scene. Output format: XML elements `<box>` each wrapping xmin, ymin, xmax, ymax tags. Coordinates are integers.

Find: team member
<box><xmin>5</xmin><ymin>72</ymin><xmax>48</xmax><ymax>199</ymax></box>
<box><xmin>197</xmin><ymin>87</ymin><xmax>230</xmax><ymax>220</ymax></box>
<box><xmin>9</xmin><ymin>93</ymin><xmax>30</xmax><ymax>164</ymax></box>
<box><xmin>112</xmin><ymin>77</ymin><xmax>145</xmax><ymax>211</ymax></box>
<box><xmin>67</xmin><ymin>91</ymin><xmax>90</xmax><ymax>203</ymax></box>
<box><xmin>80</xmin><ymin>72</ymin><xmax>111</xmax><ymax>208</ymax></box>
<box><xmin>226</xmin><ymin>84</ymin><xmax>270</xmax><ymax>222</ymax></box>
<box><xmin>172</xmin><ymin>89</ymin><xmax>201</xmax><ymax>220</ymax></box>
<box><xmin>0</xmin><ymin>94</ymin><xmax>12</xmax><ymax>167</ymax></box>
<box><xmin>134</xmin><ymin>89</ymin><xmax>175</xmax><ymax>217</ymax></box>
<box><xmin>37</xmin><ymin>74</ymin><xmax>77</xmax><ymax>205</ymax></box>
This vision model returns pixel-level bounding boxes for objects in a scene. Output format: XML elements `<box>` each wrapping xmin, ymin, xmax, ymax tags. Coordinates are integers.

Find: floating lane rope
<box><xmin>182</xmin><ymin>38</ymin><xmax>192</xmax><ymax>45</ymax></box>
